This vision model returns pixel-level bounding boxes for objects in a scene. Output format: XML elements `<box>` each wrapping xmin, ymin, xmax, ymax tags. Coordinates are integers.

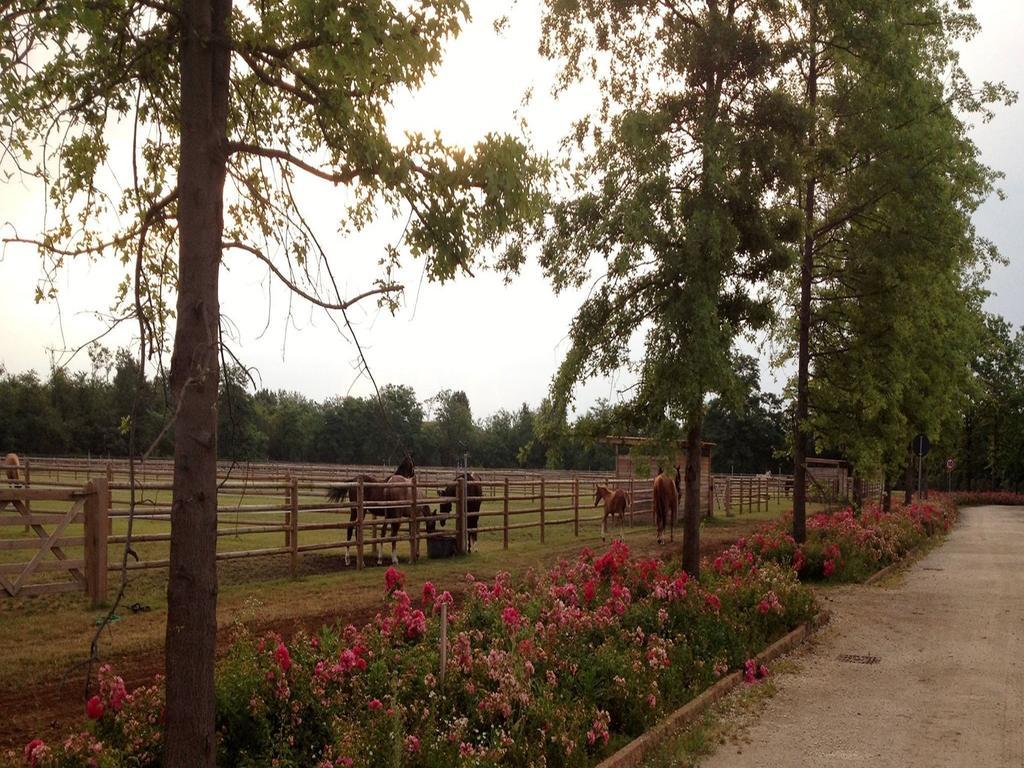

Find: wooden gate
<box><xmin>0</xmin><ymin>482</ymin><xmax>109</xmax><ymax>605</ymax></box>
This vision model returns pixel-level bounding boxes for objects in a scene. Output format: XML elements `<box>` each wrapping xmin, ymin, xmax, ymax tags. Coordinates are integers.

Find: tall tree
<box><xmin>539</xmin><ymin>0</ymin><xmax>801</xmax><ymax>574</ymax></box>
<box><xmin>1</xmin><ymin>2</ymin><xmax>543</xmax><ymax>762</ymax></box>
<box><xmin>784</xmin><ymin>0</ymin><xmax>1012</xmax><ymax>534</ymax></box>
<box><xmin>429</xmin><ymin>389</ymin><xmax>475</xmax><ymax>465</ymax></box>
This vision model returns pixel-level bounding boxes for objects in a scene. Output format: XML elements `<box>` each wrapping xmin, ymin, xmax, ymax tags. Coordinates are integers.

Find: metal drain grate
<box><xmin>837</xmin><ymin>654</ymin><xmax>881</xmax><ymax>665</ymax></box>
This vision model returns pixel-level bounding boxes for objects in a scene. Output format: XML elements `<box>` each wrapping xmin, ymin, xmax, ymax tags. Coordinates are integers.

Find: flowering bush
<box><xmin>4</xmin><ymin>541</ymin><xmax>816</xmax><ymax>768</ymax></box>
<box><xmin>719</xmin><ymin>499</ymin><xmax>958</xmax><ymax>583</ymax></box>
<box><xmin>947</xmin><ymin>490</ymin><xmax>1024</xmax><ymax>507</ymax></box>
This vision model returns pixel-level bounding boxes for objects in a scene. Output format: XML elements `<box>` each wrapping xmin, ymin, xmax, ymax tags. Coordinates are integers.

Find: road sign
<box><xmin>911</xmin><ymin>434</ymin><xmax>931</xmax><ymax>457</ymax></box>
<box><xmin>945</xmin><ymin>457</ymin><xmax>957</xmax><ymax>473</ymax></box>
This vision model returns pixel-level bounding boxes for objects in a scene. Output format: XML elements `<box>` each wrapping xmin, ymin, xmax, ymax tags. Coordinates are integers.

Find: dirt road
<box><xmin>702</xmin><ymin>505</ymin><xmax>1024</xmax><ymax>768</ymax></box>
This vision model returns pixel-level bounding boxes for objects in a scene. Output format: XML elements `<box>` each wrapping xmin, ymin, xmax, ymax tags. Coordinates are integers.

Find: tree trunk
<box><xmin>883</xmin><ymin>474</ymin><xmax>892</xmax><ymax>512</ymax></box>
<box><xmin>793</xmin><ymin>0</ymin><xmax>818</xmax><ymax>544</ymax></box>
<box><xmin>682</xmin><ymin>415</ymin><xmax>703</xmax><ymax>578</ymax></box>
<box><xmin>165</xmin><ymin>1</ymin><xmax>231</xmax><ymax>765</ymax></box>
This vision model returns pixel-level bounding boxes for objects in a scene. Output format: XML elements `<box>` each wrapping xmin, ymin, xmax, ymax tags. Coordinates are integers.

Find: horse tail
<box><xmin>326</xmin><ymin>486</ymin><xmax>348</xmax><ymax>503</ymax></box>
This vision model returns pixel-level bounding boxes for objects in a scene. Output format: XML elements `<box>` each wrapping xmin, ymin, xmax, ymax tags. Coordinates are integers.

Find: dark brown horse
<box><xmin>653</xmin><ymin>468</ymin><xmax>678</xmax><ymax>544</ymax></box>
<box><xmin>436</xmin><ymin>472</ymin><xmax>483</xmax><ymax>551</ymax></box>
<box><xmin>594</xmin><ymin>485</ymin><xmax>628</xmax><ymax>542</ymax></box>
<box><xmin>326</xmin><ymin>457</ymin><xmax>419</xmax><ymax>566</ymax></box>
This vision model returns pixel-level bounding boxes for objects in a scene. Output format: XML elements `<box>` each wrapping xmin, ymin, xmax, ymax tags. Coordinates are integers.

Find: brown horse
<box><xmin>653</xmin><ymin>468</ymin><xmax>678</xmax><ymax>544</ymax></box>
<box><xmin>4</xmin><ymin>453</ymin><xmax>20</xmax><ymax>485</ymax></box>
<box><xmin>436</xmin><ymin>472</ymin><xmax>483</xmax><ymax>551</ymax></box>
<box><xmin>326</xmin><ymin>457</ymin><xmax>419</xmax><ymax>566</ymax></box>
<box><xmin>594</xmin><ymin>485</ymin><xmax>628</xmax><ymax>542</ymax></box>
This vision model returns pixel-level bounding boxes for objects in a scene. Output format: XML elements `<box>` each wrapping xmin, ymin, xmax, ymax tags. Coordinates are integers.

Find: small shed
<box><xmin>603</xmin><ymin>436</ymin><xmax>715</xmax><ymax>516</ymax></box>
<box><xmin>805</xmin><ymin>458</ymin><xmax>850</xmax><ymax>501</ymax></box>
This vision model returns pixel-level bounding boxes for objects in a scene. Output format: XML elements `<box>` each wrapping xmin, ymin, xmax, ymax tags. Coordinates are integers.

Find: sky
<box><xmin>0</xmin><ymin>1</ymin><xmax>1021</xmax><ymax>419</ymax></box>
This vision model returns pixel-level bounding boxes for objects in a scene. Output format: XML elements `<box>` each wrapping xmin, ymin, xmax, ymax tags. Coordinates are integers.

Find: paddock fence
<box><xmin>2</xmin><ymin>457</ymin><xmax>882</xmax><ymax>606</ymax></box>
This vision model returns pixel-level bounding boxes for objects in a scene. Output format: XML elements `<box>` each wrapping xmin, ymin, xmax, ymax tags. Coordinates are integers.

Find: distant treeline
<box><xmin>0</xmin><ymin>348</ymin><xmax>793</xmax><ymax>474</ymax></box>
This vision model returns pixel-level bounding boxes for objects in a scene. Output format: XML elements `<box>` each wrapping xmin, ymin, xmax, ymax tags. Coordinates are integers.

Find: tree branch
<box><xmin>222</xmin><ymin>240</ymin><xmax>402</xmax><ymax>310</ymax></box>
<box><xmin>225</xmin><ymin>141</ymin><xmax>362</xmax><ymax>185</ymax></box>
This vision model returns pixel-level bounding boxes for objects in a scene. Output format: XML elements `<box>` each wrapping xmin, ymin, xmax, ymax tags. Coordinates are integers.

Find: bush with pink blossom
<box><xmin>3</xmin><ymin>540</ymin><xmax>816</xmax><ymax>768</ymax></box>
<box><xmin>722</xmin><ymin>498</ymin><xmax>958</xmax><ymax>583</ymax></box>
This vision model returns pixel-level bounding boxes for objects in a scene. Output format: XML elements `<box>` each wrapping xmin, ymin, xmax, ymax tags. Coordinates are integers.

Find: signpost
<box><xmin>911</xmin><ymin>435</ymin><xmax>930</xmax><ymax>500</ymax></box>
<box><xmin>945</xmin><ymin>456</ymin><xmax>957</xmax><ymax>493</ymax></box>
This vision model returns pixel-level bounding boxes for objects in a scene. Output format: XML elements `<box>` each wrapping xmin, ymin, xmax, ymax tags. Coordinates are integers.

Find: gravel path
<box><xmin>701</xmin><ymin>505</ymin><xmax>1024</xmax><ymax>768</ymax></box>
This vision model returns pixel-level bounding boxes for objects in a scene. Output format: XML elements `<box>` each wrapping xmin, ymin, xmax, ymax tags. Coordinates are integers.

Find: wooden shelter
<box><xmin>805</xmin><ymin>457</ymin><xmax>850</xmax><ymax>502</ymax></box>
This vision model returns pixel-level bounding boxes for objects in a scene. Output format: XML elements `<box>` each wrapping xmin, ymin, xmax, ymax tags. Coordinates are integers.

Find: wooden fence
<box><xmin>0</xmin><ymin>483</ymin><xmax>108</xmax><ymax>604</ymax></box>
<box><xmin>1</xmin><ymin>458</ymin><xmax>884</xmax><ymax>606</ymax></box>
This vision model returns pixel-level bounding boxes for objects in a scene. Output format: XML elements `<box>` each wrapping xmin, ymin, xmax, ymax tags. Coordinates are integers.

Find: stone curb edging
<box><xmin>594</xmin><ymin>612</ymin><xmax>829</xmax><ymax>768</ymax></box>
<box><xmin>863</xmin><ymin>557</ymin><xmax>907</xmax><ymax>586</ymax></box>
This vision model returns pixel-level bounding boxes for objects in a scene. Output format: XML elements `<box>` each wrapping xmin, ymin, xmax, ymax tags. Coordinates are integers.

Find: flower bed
<box><xmin>5</xmin><ymin>542</ymin><xmax>816</xmax><ymax>768</ymax></box>
<box><xmin>716</xmin><ymin>499</ymin><xmax>958</xmax><ymax>583</ymax></box>
<box><xmin>947</xmin><ymin>490</ymin><xmax>1024</xmax><ymax>507</ymax></box>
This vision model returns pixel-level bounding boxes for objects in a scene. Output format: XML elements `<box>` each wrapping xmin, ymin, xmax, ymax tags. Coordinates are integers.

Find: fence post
<box><xmin>503</xmin><ymin>477</ymin><xmax>510</xmax><ymax>550</ymax></box>
<box><xmin>84</xmin><ymin>478</ymin><xmax>109</xmax><ymax>608</ymax></box>
<box><xmin>22</xmin><ymin>459</ymin><xmax>31</xmax><ymax>532</ymax></box>
<box><xmin>539</xmin><ymin>477</ymin><xmax>546</xmax><ymax>545</ymax></box>
<box><xmin>289</xmin><ymin>476</ymin><xmax>299</xmax><ymax>578</ymax></box>
<box><xmin>622</xmin><ymin>475</ymin><xmax>630</xmax><ymax>528</ymax></box>
<box><xmin>456</xmin><ymin>475</ymin><xmax>467</xmax><ymax>555</ymax></box>
<box><xmin>356</xmin><ymin>477</ymin><xmax>365</xmax><ymax>570</ymax></box>
<box><xmin>410</xmin><ymin>476</ymin><xmax>419</xmax><ymax>563</ymax></box>
<box><xmin>573</xmin><ymin>477</ymin><xmax>580</xmax><ymax>538</ymax></box>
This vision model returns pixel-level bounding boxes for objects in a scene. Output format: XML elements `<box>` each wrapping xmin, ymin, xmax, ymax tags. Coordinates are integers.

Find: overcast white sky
<box><xmin>1</xmin><ymin>1</ymin><xmax>1021</xmax><ymax>418</ymax></box>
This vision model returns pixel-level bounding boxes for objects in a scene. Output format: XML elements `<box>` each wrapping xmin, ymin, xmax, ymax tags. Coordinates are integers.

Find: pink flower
<box><xmin>582</xmin><ymin>579</ymin><xmax>596</xmax><ymax>604</ymax></box>
<box><xmin>758</xmin><ymin>664</ymin><xmax>769</xmax><ymax>679</ymax></box>
<box><xmin>704</xmin><ymin>593</ymin><xmax>721</xmax><ymax>613</ymax></box>
<box><xmin>368</xmin><ymin>698</ymin><xmax>383</xmax><ymax>711</ymax></box>
<box><xmin>403</xmin><ymin>609</ymin><xmax>427</xmax><ymax>640</ymax></box>
<box><xmin>501</xmin><ymin>606</ymin><xmax>523</xmax><ymax>631</ymax></box>
<box><xmin>23</xmin><ymin>739</ymin><xmax>46</xmax><ymax>766</ymax></box>
<box><xmin>274</xmin><ymin>642</ymin><xmax>292</xmax><ymax>672</ymax></box>
<box><xmin>792</xmin><ymin>548</ymin><xmax>806</xmax><ymax>573</ymax></box>
<box><xmin>743</xmin><ymin>659</ymin><xmax>757</xmax><ymax>683</ymax></box>
<box><xmin>436</xmin><ymin>590</ymin><xmax>454</xmax><ymax>611</ymax></box>
<box><xmin>422</xmin><ymin>581</ymin><xmax>436</xmax><ymax>607</ymax></box>
<box><xmin>823</xmin><ymin>559</ymin><xmax>836</xmax><ymax>578</ymax></box>
<box><xmin>85</xmin><ymin>695</ymin><xmax>104</xmax><ymax>720</ymax></box>
<box><xmin>384</xmin><ymin>566</ymin><xmax>405</xmax><ymax>593</ymax></box>
<box><xmin>404</xmin><ymin>735</ymin><xmax>421</xmax><ymax>754</ymax></box>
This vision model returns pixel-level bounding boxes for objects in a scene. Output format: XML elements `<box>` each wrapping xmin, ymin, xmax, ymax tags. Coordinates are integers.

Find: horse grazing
<box><xmin>653</xmin><ymin>468</ymin><xmax>678</xmax><ymax>544</ymax></box>
<box><xmin>326</xmin><ymin>457</ymin><xmax>419</xmax><ymax>566</ymax></box>
<box><xmin>4</xmin><ymin>453</ymin><xmax>20</xmax><ymax>486</ymax></box>
<box><xmin>436</xmin><ymin>472</ymin><xmax>483</xmax><ymax>551</ymax></box>
<box><xmin>594</xmin><ymin>485</ymin><xmax>628</xmax><ymax>542</ymax></box>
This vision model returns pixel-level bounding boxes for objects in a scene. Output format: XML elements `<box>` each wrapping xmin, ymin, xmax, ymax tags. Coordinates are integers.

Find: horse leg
<box><xmin>345</xmin><ymin>507</ymin><xmax>356</xmax><ymax>566</ymax></box>
<box><xmin>390</xmin><ymin>517</ymin><xmax>400</xmax><ymax>565</ymax></box>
